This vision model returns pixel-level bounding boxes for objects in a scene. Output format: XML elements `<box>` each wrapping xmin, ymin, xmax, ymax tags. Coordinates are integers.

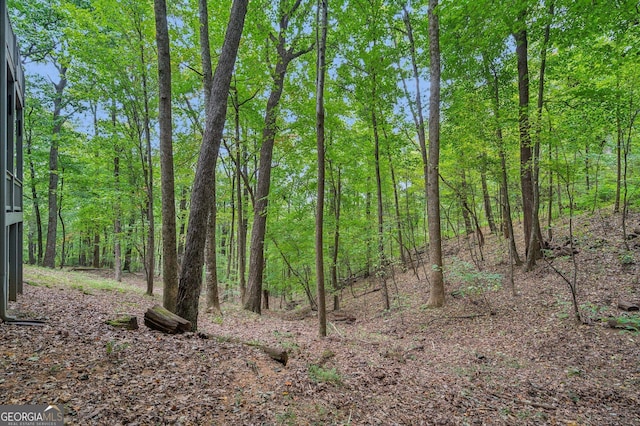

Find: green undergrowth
<box><xmin>24</xmin><ymin>265</ymin><xmax>145</xmax><ymax>295</ymax></box>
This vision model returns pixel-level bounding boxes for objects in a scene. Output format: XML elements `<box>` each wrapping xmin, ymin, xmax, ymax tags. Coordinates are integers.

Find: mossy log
<box><xmin>144</xmin><ymin>304</ymin><xmax>191</xmax><ymax>334</ymax></box>
<box><xmin>105</xmin><ymin>315</ymin><xmax>138</xmax><ymax>330</ymax></box>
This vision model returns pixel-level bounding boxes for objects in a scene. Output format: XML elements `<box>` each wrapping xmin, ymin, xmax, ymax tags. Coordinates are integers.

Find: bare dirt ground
<box><xmin>1</xmin><ymin>211</ymin><xmax>639</xmax><ymax>425</ymax></box>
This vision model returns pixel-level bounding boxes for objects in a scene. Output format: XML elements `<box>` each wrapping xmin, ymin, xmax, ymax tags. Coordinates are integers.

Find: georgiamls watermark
<box><xmin>0</xmin><ymin>405</ymin><xmax>63</xmax><ymax>426</ymax></box>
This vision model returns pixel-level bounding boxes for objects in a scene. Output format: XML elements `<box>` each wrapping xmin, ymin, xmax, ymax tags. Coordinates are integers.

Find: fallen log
<box><xmin>106</xmin><ymin>315</ymin><xmax>138</xmax><ymax>330</ymax></box>
<box><xmin>144</xmin><ymin>304</ymin><xmax>191</xmax><ymax>334</ymax></box>
<box><xmin>332</xmin><ymin>312</ymin><xmax>356</xmax><ymax>324</ymax></box>
<box><xmin>618</xmin><ymin>300</ymin><xmax>639</xmax><ymax>312</ymax></box>
<box><xmin>198</xmin><ymin>332</ymin><xmax>288</xmax><ymax>365</ymax></box>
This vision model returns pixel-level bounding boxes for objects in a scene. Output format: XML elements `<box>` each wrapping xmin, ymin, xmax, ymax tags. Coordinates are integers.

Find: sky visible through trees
<box><xmin>9</xmin><ymin>0</ymin><xmax>639</xmax><ymax>321</ymax></box>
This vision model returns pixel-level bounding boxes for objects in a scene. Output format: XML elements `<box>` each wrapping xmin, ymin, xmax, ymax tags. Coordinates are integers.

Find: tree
<box><xmin>9</xmin><ymin>0</ymin><xmax>74</xmax><ymax>269</ymax></box>
<box><xmin>244</xmin><ymin>0</ymin><xmax>314</xmax><ymax>314</ymax></box>
<box><xmin>426</xmin><ymin>0</ymin><xmax>444</xmax><ymax>308</ymax></box>
<box><xmin>176</xmin><ymin>0</ymin><xmax>249</xmax><ymax>330</ymax></box>
<box><xmin>513</xmin><ymin>7</ymin><xmax>543</xmax><ymax>267</ymax></box>
<box><xmin>199</xmin><ymin>0</ymin><xmax>222</xmax><ymax>316</ymax></box>
<box><xmin>315</xmin><ymin>0</ymin><xmax>328</xmax><ymax>337</ymax></box>
<box><xmin>154</xmin><ymin>0</ymin><xmax>179</xmax><ymax>311</ymax></box>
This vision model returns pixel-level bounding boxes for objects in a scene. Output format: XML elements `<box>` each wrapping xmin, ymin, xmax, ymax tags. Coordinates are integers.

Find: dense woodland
<box><xmin>9</xmin><ymin>0</ymin><xmax>639</xmax><ymax>329</ymax></box>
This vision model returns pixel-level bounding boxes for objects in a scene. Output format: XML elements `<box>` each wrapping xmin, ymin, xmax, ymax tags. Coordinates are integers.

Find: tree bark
<box><xmin>480</xmin><ymin>157</ymin><xmax>497</xmax><ymax>234</ymax></box>
<box><xmin>137</xmin><ymin>22</ymin><xmax>155</xmax><ymax>295</ymax></box>
<box><xmin>526</xmin><ymin>3</ymin><xmax>553</xmax><ymax>271</ymax></box>
<box><xmin>199</xmin><ymin>0</ymin><xmax>221</xmax><ymax>316</ymax></box>
<box><xmin>385</xmin><ymin>129</ymin><xmax>407</xmax><ymax>266</ymax></box>
<box><xmin>154</xmin><ymin>0</ymin><xmax>179</xmax><ymax>311</ymax></box>
<box><xmin>112</xmin><ymin>102</ymin><xmax>123</xmax><ymax>282</ymax></box>
<box><xmin>176</xmin><ymin>0</ymin><xmax>249</xmax><ymax>330</ymax></box>
<box><xmin>26</xmin><ymin>109</ymin><xmax>43</xmax><ymax>265</ymax></box>
<box><xmin>315</xmin><ymin>0</ymin><xmax>328</xmax><ymax>337</ymax></box>
<box><xmin>483</xmin><ymin>55</ymin><xmax>522</xmax><ymax>265</ymax></box>
<box><xmin>43</xmin><ymin>68</ymin><xmax>67</xmax><ymax>268</ymax></box>
<box><xmin>205</xmin><ymin>178</ymin><xmax>221</xmax><ymax>315</ymax></box>
<box><xmin>244</xmin><ymin>0</ymin><xmax>312</xmax><ymax>313</ymax></box>
<box><xmin>231</xmin><ymin>85</ymin><xmax>248</xmax><ymax>301</ymax></box>
<box><xmin>372</xmin><ymin>74</ymin><xmax>390</xmax><ymax>311</ymax></box>
<box><xmin>513</xmin><ymin>12</ymin><xmax>542</xmax><ymax>266</ymax></box>
<box><xmin>329</xmin><ymin>164</ymin><xmax>341</xmax><ymax>311</ymax></box>
<box><xmin>426</xmin><ymin>0</ymin><xmax>444</xmax><ymax>308</ymax></box>
<box><xmin>145</xmin><ymin>304</ymin><xmax>192</xmax><ymax>334</ymax></box>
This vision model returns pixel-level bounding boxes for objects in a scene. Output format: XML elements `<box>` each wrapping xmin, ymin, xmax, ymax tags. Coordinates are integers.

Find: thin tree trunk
<box><xmin>92</xmin><ymin>233</ymin><xmax>100</xmax><ymax>268</ymax></box>
<box><xmin>329</xmin><ymin>163</ymin><xmax>341</xmax><ymax>311</ymax></box>
<box><xmin>43</xmin><ymin>68</ymin><xmax>67</xmax><ymax>268</ymax></box>
<box><xmin>26</xmin><ymin>108</ymin><xmax>43</xmax><ymax>265</ymax></box>
<box><xmin>205</xmin><ymin>179</ymin><xmax>221</xmax><ymax>315</ymax></box>
<box><xmin>401</xmin><ymin>6</ymin><xmax>430</xmax><ymax>273</ymax></box>
<box><xmin>315</xmin><ymin>0</ymin><xmax>328</xmax><ymax>337</ymax></box>
<box><xmin>112</xmin><ymin>103</ymin><xmax>123</xmax><ymax>282</ymax></box>
<box><xmin>547</xmin><ymin>117</ymin><xmax>554</xmax><ymax>241</ymax></box>
<box><xmin>372</xmin><ymin>78</ymin><xmax>390</xmax><ymax>311</ymax></box>
<box><xmin>426</xmin><ymin>0</ymin><xmax>444</xmax><ymax>308</ymax></box>
<box><xmin>614</xmin><ymin>84</ymin><xmax>622</xmax><ymax>214</ymax></box>
<box><xmin>155</xmin><ymin>0</ymin><xmax>179</xmax><ymax>311</ymax></box>
<box><xmin>480</xmin><ymin>157</ymin><xmax>497</xmax><ymax>234</ymax></box>
<box><xmin>384</xmin><ymin>128</ymin><xmax>407</xmax><ymax>266</ymax></box>
<box><xmin>199</xmin><ymin>0</ymin><xmax>221</xmax><ymax>315</ymax></box>
<box><xmin>233</xmin><ymin>89</ymin><xmax>248</xmax><ymax>301</ymax></box>
<box><xmin>176</xmin><ymin>0</ymin><xmax>249</xmax><ymax>330</ymax></box>
<box><xmin>138</xmin><ymin>26</ymin><xmax>155</xmax><ymax>295</ymax></box>
<box><xmin>177</xmin><ymin>187</ymin><xmax>187</xmax><ymax>264</ymax></box>
<box><xmin>485</xmin><ymin>57</ymin><xmax>522</xmax><ymax>266</ymax></box>
<box><xmin>58</xmin><ymin>171</ymin><xmax>66</xmax><ymax>268</ymax></box>
<box><xmin>460</xmin><ymin>171</ymin><xmax>474</xmax><ymax>236</ymax></box>
<box><xmin>526</xmin><ymin>3</ymin><xmax>553</xmax><ymax>271</ymax></box>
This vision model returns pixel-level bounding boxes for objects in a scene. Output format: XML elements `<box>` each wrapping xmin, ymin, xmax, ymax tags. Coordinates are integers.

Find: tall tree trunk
<box><xmin>483</xmin><ymin>56</ymin><xmax>521</xmax><ymax>265</ymax></box>
<box><xmin>244</xmin><ymin>1</ymin><xmax>312</xmax><ymax>313</ymax></box>
<box><xmin>93</xmin><ymin>233</ymin><xmax>100</xmax><ymax>268</ymax></box>
<box><xmin>426</xmin><ymin>0</ymin><xmax>444</xmax><ymax>308</ymax></box>
<box><xmin>205</xmin><ymin>179</ymin><xmax>221</xmax><ymax>314</ymax></box>
<box><xmin>614</xmin><ymin>85</ymin><xmax>622</xmax><ymax>214</ymax></box>
<box><xmin>138</xmin><ymin>27</ymin><xmax>155</xmax><ymax>295</ymax></box>
<box><xmin>401</xmin><ymin>6</ymin><xmax>429</xmax><ymax>267</ymax></box>
<box><xmin>154</xmin><ymin>0</ymin><xmax>179</xmax><ymax>311</ymax></box>
<box><xmin>232</xmin><ymin>87</ymin><xmax>248</xmax><ymax>301</ymax></box>
<box><xmin>315</xmin><ymin>0</ymin><xmax>328</xmax><ymax>337</ymax></box>
<box><xmin>112</xmin><ymin>103</ymin><xmax>123</xmax><ymax>282</ymax></box>
<box><xmin>58</xmin><ymin>173</ymin><xmax>66</xmax><ymax>268</ymax></box>
<box><xmin>384</xmin><ymin>128</ymin><xmax>407</xmax><ymax>266</ymax></box>
<box><xmin>372</xmin><ymin>78</ymin><xmax>390</xmax><ymax>311</ymax></box>
<box><xmin>526</xmin><ymin>3</ymin><xmax>552</xmax><ymax>271</ymax></box>
<box><xmin>43</xmin><ymin>68</ymin><xmax>67</xmax><ymax>268</ymax></box>
<box><xmin>26</xmin><ymin>109</ymin><xmax>43</xmax><ymax>265</ymax></box>
<box><xmin>198</xmin><ymin>0</ymin><xmax>221</xmax><ymax>315</ymax></box>
<box><xmin>176</xmin><ymin>0</ymin><xmax>249</xmax><ymax>330</ymax></box>
<box><xmin>513</xmin><ymin>12</ymin><xmax>542</xmax><ymax>265</ymax></box>
<box><xmin>365</xmin><ymin>183</ymin><xmax>372</xmax><ymax>276</ymax></box>
<box><xmin>244</xmin><ymin>65</ymin><xmax>286</xmax><ymax>314</ymax></box>
<box><xmin>329</xmin><ymin>163</ymin><xmax>341</xmax><ymax>311</ymax></box>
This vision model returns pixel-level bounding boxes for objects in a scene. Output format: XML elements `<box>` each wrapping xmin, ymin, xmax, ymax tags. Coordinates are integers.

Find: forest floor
<box><xmin>2</xmin><ymin>210</ymin><xmax>640</xmax><ymax>425</ymax></box>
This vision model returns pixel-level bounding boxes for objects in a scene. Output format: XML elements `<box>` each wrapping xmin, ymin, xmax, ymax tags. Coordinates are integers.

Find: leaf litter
<box><xmin>1</xmin><ymin>211</ymin><xmax>639</xmax><ymax>425</ymax></box>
